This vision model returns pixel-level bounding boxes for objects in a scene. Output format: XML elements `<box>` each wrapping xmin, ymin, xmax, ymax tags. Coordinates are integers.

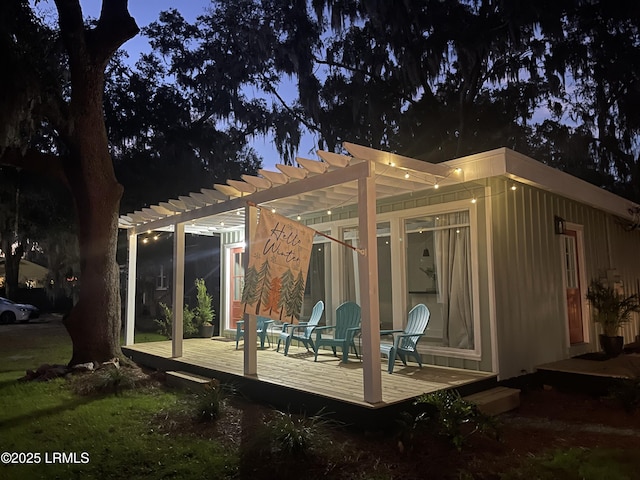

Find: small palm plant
<box><xmin>586</xmin><ymin>279</ymin><xmax>640</xmax><ymax>337</ymax></box>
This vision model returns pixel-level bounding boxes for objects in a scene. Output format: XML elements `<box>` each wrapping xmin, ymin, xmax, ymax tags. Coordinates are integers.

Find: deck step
<box><xmin>464</xmin><ymin>386</ymin><xmax>520</xmax><ymax>416</ymax></box>
<box><xmin>166</xmin><ymin>370</ymin><xmax>214</xmax><ymax>392</ymax></box>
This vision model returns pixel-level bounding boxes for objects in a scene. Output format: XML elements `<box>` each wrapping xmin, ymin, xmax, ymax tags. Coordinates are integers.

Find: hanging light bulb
<box><xmin>327</xmin><ymin>209</ymin><xmax>332</xmax><ymax>215</ymax></box>
<box><xmin>471</xmin><ymin>197</ymin><xmax>477</xmax><ymax>204</ymax></box>
<box><xmin>404</xmin><ymin>172</ymin><xmax>410</xmax><ymax>179</ymax></box>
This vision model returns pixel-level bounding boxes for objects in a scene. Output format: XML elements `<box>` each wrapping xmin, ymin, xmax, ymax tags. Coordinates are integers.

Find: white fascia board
<box><xmin>503</xmin><ymin>149</ymin><xmax>638</xmax><ymax>220</ymax></box>
<box><xmin>443</xmin><ymin>147</ymin><xmax>639</xmax><ymax>221</ymax></box>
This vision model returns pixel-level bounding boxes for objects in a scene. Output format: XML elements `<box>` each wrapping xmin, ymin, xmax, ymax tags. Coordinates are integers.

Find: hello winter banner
<box><xmin>241</xmin><ymin>208</ymin><xmax>314</xmax><ymax>322</ymax></box>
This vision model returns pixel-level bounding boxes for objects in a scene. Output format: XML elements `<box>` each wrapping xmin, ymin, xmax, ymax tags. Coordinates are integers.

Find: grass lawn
<box><xmin>0</xmin><ymin>319</ymin><xmax>236</xmax><ymax>480</ymax></box>
<box><xmin>1</xmin><ymin>316</ymin><xmax>639</xmax><ymax>479</ymax></box>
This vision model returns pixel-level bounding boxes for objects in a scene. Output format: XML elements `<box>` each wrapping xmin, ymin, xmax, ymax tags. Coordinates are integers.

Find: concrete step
<box><xmin>166</xmin><ymin>370</ymin><xmax>214</xmax><ymax>392</ymax></box>
<box><xmin>464</xmin><ymin>386</ymin><xmax>521</xmax><ymax>416</ymax></box>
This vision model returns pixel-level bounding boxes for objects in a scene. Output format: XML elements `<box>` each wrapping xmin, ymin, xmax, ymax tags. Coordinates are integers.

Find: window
<box><xmin>156</xmin><ymin>264</ymin><xmax>168</xmax><ymax>290</ymax></box>
<box><xmin>304</xmin><ymin>233</ymin><xmax>331</xmax><ymax>321</ymax></box>
<box><xmin>405</xmin><ymin>211</ymin><xmax>474</xmax><ymax>350</ymax></box>
<box><xmin>342</xmin><ymin>223</ymin><xmax>393</xmax><ymax>328</ymax></box>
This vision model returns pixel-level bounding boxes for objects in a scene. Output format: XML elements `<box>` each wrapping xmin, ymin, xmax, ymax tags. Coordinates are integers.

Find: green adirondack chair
<box><xmin>380</xmin><ymin>303</ymin><xmax>430</xmax><ymax>373</ymax></box>
<box><xmin>276</xmin><ymin>300</ymin><xmax>324</xmax><ymax>356</ymax></box>
<box><xmin>313</xmin><ymin>302</ymin><xmax>361</xmax><ymax>363</ymax></box>
<box><xmin>235</xmin><ymin>316</ymin><xmax>274</xmax><ymax>350</ymax></box>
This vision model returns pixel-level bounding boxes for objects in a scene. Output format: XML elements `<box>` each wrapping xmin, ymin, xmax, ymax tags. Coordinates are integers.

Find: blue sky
<box><xmin>78</xmin><ymin>0</ymin><xmax>312</xmax><ymax>171</ymax></box>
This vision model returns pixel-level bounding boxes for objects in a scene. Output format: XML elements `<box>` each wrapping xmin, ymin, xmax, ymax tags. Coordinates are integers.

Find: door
<box><xmin>230</xmin><ymin>246</ymin><xmax>244</xmax><ymax>329</ymax></box>
<box><xmin>564</xmin><ymin>230</ymin><xmax>584</xmax><ymax>344</ymax></box>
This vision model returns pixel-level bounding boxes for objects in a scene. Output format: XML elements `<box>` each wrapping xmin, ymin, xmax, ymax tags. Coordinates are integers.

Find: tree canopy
<box><xmin>133</xmin><ymin>0</ymin><xmax>640</xmax><ymax>201</ymax></box>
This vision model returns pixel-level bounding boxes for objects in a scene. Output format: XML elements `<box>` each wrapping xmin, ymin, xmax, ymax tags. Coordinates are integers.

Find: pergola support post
<box><xmin>172</xmin><ymin>222</ymin><xmax>185</xmax><ymax>357</ymax></box>
<box><xmin>243</xmin><ymin>204</ymin><xmax>258</xmax><ymax>375</ymax></box>
<box><xmin>124</xmin><ymin>232</ymin><xmax>137</xmax><ymax>346</ymax></box>
<box><xmin>358</xmin><ymin>162</ymin><xmax>383</xmax><ymax>404</ymax></box>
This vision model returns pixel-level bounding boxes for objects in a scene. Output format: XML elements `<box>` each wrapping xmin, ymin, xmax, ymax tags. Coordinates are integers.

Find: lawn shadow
<box><xmin>0</xmin><ymin>395</ymin><xmax>97</xmax><ymax>431</ymax></box>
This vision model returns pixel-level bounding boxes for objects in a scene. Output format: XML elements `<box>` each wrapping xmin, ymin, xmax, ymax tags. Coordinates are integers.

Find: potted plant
<box><xmin>586</xmin><ymin>278</ymin><xmax>640</xmax><ymax>357</ymax></box>
<box><xmin>194</xmin><ymin>278</ymin><xmax>215</xmax><ymax>338</ymax></box>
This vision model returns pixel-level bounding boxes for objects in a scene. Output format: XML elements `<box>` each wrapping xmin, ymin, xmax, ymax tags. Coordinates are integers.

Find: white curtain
<box><xmin>435</xmin><ymin>220</ymin><xmax>474</xmax><ymax>349</ymax></box>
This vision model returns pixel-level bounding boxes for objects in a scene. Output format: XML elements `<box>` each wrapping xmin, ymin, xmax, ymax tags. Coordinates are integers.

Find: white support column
<box><xmin>172</xmin><ymin>222</ymin><xmax>185</xmax><ymax>358</ymax></box>
<box><xmin>124</xmin><ymin>232</ymin><xmax>137</xmax><ymax>346</ymax></box>
<box><xmin>358</xmin><ymin>162</ymin><xmax>383</xmax><ymax>404</ymax></box>
<box><xmin>390</xmin><ymin>217</ymin><xmax>405</xmax><ymax>330</ymax></box>
<box><xmin>244</xmin><ymin>204</ymin><xmax>258</xmax><ymax>375</ymax></box>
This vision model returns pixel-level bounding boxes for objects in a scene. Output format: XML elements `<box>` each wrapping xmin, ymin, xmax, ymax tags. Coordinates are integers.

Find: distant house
<box><xmin>119</xmin><ymin>144</ymin><xmax>640</xmax><ymax>402</ymax></box>
<box><xmin>0</xmin><ymin>259</ymin><xmax>49</xmax><ymax>289</ymax></box>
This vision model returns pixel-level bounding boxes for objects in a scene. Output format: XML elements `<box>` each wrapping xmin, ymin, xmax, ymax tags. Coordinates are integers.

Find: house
<box><xmin>119</xmin><ymin>144</ymin><xmax>640</xmax><ymax>403</ymax></box>
<box><xmin>0</xmin><ymin>259</ymin><xmax>49</xmax><ymax>289</ymax></box>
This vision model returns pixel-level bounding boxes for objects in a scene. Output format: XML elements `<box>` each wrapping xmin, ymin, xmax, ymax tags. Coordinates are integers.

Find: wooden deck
<box><xmin>123</xmin><ymin>337</ymin><xmax>496</xmax><ymax>424</ymax></box>
<box><xmin>536</xmin><ymin>352</ymin><xmax>640</xmax><ymax>395</ymax></box>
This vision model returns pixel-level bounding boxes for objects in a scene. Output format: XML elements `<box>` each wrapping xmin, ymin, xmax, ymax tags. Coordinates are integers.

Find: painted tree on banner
<box><xmin>242</xmin><ymin>209</ymin><xmax>314</xmax><ymax>322</ymax></box>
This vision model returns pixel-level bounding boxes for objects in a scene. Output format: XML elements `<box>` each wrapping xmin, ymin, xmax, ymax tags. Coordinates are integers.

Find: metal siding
<box><xmin>491</xmin><ymin>178</ymin><xmax>566</xmax><ymax>379</ymax></box>
<box><xmin>491</xmin><ymin>177</ymin><xmax>640</xmax><ymax>379</ymax></box>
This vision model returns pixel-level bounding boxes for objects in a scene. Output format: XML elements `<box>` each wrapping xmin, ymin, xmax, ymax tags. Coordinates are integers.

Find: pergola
<box><xmin>119</xmin><ymin>142</ymin><xmax>464</xmax><ymax>404</ymax></box>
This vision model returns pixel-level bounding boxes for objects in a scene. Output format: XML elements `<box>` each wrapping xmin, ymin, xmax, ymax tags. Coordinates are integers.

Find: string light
<box><xmin>404</xmin><ymin>172</ymin><xmax>410</xmax><ymax>179</ymax></box>
<box><xmin>471</xmin><ymin>197</ymin><xmax>477</xmax><ymax>204</ymax></box>
<box><xmin>327</xmin><ymin>209</ymin><xmax>332</xmax><ymax>215</ymax></box>
<box><xmin>297</xmin><ymin>215</ymin><xmax>301</xmax><ymax>221</ymax></box>
<box><xmin>271</xmin><ymin>208</ymin><xmax>276</xmax><ymax>213</ymax></box>
<box><xmin>434</xmin><ymin>183</ymin><xmax>439</xmax><ymax>189</ymax></box>
<box><xmin>511</xmin><ymin>183</ymin><xmax>517</xmax><ymax>191</ymax></box>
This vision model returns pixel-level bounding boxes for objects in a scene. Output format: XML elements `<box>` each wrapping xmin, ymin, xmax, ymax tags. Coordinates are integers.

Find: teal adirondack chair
<box><xmin>380</xmin><ymin>304</ymin><xmax>430</xmax><ymax>373</ymax></box>
<box><xmin>276</xmin><ymin>300</ymin><xmax>324</xmax><ymax>356</ymax></box>
<box><xmin>313</xmin><ymin>302</ymin><xmax>361</xmax><ymax>363</ymax></box>
<box><xmin>235</xmin><ymin>316</ymin><xmax>275</xmax><ymax>350</ymax></box>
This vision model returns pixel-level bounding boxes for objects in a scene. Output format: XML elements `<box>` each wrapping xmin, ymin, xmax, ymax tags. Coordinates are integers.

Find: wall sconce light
<box><xmin>554</xmin><ymin>215</ymin><xmax>566</xmax><ymax>235</ymax></box>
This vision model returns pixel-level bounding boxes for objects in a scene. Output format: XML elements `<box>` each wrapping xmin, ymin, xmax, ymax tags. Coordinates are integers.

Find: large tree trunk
<box><xmin>53</xmin><ymin>0</ymin><xmax>137</xmax><ymax>365</ymax></box>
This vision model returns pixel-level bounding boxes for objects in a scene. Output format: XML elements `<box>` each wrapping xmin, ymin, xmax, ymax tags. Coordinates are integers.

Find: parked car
<box><xmin>0</xmin><ymin>297</ymin><xmax>40</xmax><ymax>324</ymax></box>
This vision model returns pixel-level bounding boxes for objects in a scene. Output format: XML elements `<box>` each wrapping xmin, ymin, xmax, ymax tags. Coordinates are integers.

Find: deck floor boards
<box><xmin>123</xmin><ymin>338</ymin><xmax>494</xmax><ymax>408</ymax></box>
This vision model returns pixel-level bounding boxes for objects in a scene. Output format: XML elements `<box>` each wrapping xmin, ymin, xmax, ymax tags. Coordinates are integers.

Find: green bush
<box><xmin>194</xmin><ymin>379</ymin><xmax>235</xmax><ymax>422</ymax></box>
<box><xmin>408</xmin><ymin>390</ymin><xmax>499</xmax><ymax>451</ymax></box>
<box><xmin>155</xmin><ymin>302</ymin><xmax>198</xmax><ymax>339</ymax></box>
<box><xmin>194</xmin><ymin>278</ymin><xmax>215</xmax><ymax>328</ymax></box>
<box><xmin>261</xmin><ymin>410</ymin><xmax>332</xmax><ymax>457</ymax></box>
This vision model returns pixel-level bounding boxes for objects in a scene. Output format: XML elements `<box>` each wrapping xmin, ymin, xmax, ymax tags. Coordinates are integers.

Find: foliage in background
<box><xmin>129</xmin><ymin>0</ymin><xmax>640</xmax><ymax>204</ymax></box>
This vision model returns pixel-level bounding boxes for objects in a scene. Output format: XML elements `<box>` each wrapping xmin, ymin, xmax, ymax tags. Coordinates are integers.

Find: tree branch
<box><xmin>0</xmin><ymin>148</ymin><xmax>69</xmax><ymax>189</ymax></box>
<box><xmin>91</xmin><ymin>0</ymin><xmax>139</xmax><ymax>66</ymax></box>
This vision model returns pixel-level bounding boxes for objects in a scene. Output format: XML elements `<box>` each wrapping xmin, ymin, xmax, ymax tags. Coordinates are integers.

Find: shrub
<box><xmin>261</xmin><ymin>410</ymin><xmax>332</xmax><ymax>457</ymax></box>
<box><xmin>408</xmin><ymin>390</ymin><xmax>499</xmax><ymax>451</ymax></box>
<box><xmin>194</xmin><ymin>278</ymin><xmax>215</xmax><ymax>328</ymax></box>
<box><xmin>155</xmin><ymin>302</ymin><xmax>198</xmax><ymax>339</ymax></box>
<box><xmin>194</xmin><ymin>379</ymin><xmax>233</xmax><ymax>422</ymax></box>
